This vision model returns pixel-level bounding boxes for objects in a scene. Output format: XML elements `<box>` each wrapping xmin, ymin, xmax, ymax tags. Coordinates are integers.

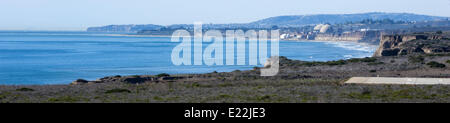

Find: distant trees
<box><xmin>271</xmin><ymin>25</ymin><xmax>279</xmax><ymax>30</ymax></box>
<box><xmin>427</xmin><ymin>61</ymin><xmax>446</xmax><ymax>68</ymax></box>
<box><xmin>344</xmin><ymin>19</ymin><xmax>407</xmax><ymax>25</ymax></box>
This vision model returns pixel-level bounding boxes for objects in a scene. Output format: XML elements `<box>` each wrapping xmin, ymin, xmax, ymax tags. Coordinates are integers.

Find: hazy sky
<box><xmin>1</xmin><ymin>0</ymin><xmax>449</xmax><ymax>30</ymax></box>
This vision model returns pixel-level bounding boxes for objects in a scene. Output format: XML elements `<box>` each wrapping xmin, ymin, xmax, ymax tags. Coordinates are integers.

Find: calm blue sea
<box><xmin>0</xmin><ymin>31</ymin><xmax>377</xmax><ymax>85</ymax></box>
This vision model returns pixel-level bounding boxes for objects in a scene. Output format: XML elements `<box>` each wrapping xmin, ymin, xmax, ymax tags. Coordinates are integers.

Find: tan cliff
<box><xmin>312</xmin><ymin>31</ymin><xmax>382</xmax><ymax>44</ymax></box>
<box><xmin>373</xmin><ymin>33</ymin><xmax>448</xmax><ymax>57</ymax></box>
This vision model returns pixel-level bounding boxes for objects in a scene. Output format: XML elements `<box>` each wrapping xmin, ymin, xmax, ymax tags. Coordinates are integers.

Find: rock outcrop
<box><xmin>373</xmin><ymin>33</ymin><xmax>449</xmax><ymax>57</ymax></box>
<box><xmin>71</xmin><ymin>75</ymin><xmax>185</xmax><ymax>85</ymax></box>
<box><xmin>71</xmin><ymin>79</ymin><xmax>89</xmax><ymax>85</ymax></box>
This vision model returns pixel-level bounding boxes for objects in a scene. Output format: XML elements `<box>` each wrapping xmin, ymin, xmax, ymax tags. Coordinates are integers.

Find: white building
<box><xmin>280</xmin><ymin>34</ymin><xmax>288</xmax><ymax>39</ymax></box>
<box><xmin>314</xmin><ymin>24</ymin><xmax>331</xmax><ymax>33</ymax></box>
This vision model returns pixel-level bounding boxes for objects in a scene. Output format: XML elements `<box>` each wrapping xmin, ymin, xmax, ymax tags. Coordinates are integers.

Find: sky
<box><xmin>0</xmin><ymin>0</ymin><xmax>449</xmax><ymax>30</ymax></box>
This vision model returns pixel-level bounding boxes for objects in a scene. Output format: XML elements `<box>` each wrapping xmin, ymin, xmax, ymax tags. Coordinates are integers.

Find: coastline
<box><xmin>0</xmin><ymin>32</ymin><xmax>449</xmax><ymax>103</ymax></box>
<box><xmin>120</xmin><ymin>33</ymin><xmax>380</xmax><ymax>48</ymax></box>
<box><xmin>106</xmin><ymin>34</ymin><xmax>173</xmax><ymax>38</ymax></box>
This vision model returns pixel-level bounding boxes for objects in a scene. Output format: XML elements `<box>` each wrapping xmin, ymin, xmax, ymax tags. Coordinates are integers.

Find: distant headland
<box><xmin>87</xmin><ymin>12</ymin><xmax>450</xmax><ymax>44</ymax></box>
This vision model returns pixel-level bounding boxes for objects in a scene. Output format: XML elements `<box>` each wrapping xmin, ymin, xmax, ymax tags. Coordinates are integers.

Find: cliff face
<box><xmin>314</xmin><ymin>31</ymin><xmax>381</xmax><ymax>44</ymax></box>
<box><xmin>314</xmin><ymin>33</ymin><xmax>363</xmax><ymax>42</ymax></box>
<box><xmin>373</xmin><ymin>33</ymin><xmax>448</xmax><ymax>57</ymax></box>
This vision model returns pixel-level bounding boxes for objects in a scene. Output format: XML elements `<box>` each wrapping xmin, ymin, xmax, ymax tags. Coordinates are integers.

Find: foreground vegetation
<box><xmin>1</xmin><ymin>78</ymin><xmax>449</xmax><ymax>103</ymax></box>
<box><xmin>0</xmin><ymin>53</ymin><xmax>449</xmax><ymax>103</ymax></box>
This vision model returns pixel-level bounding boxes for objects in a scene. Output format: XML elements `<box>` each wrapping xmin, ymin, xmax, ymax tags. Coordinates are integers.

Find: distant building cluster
<box><xmin>278</xmin><ymin>23</ymin><xmax>380</xmax><ymax>41</ymax></box>
<box><xmin>280</xmin><ymin>24</ymin><xmax>333</xmax><ymax>40</ymax></box>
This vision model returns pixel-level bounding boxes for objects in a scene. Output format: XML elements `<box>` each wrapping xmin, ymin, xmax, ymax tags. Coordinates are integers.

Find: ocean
<box><xmin>0</xmin><ymin>31</ymin><xmax>377</xmax><ymax>85</ymax></box>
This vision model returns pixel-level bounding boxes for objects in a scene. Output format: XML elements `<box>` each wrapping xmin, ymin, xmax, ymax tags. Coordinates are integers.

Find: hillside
<box><xmin>250</xmin><ymin>12</ymin><xmax>449</xmax><ymax>27</ymax></box>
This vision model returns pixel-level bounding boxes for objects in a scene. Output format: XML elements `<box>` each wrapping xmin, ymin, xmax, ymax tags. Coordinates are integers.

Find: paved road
<box><xmin>345</xmin><ymin>77</ymin><xmax>450</xmax><ymax>85</ymax></box>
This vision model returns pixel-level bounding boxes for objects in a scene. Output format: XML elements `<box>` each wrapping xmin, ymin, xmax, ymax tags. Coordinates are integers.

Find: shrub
<box><xmin>369</xmin><ymin>70</ymin><xmax>377</xmax><ymax>73</ymax></box>
<box><xmin>16</xmin><ymin>88</ymin><xmax>34</xmax><ymax>92</ymax></box>
<box><xmin>447</xmin><ymin>60</ymin><xmax>450</xmax><ymax>64</ymax></box>
<box><xmin>191</xmin><ymin>82</ymin><xmax>201</xmax><ymax>88</ymax></box>
<box><xmin>325</xmin><ymin>60</ymin><xmax>347</xmax><ymax>66</ymax></box>
<box><xmin>362</xmin><ymin>88</ymin><xmax>372</xmax><ymax>95</ymax></box>
<box><xmin>348</xmin><ymin>57</ymin><xmax>377</xmax><ymax>63</ymax></box>
<box><xmin>218</xmin><ymin>82</ymin><xmax>233</xmax><ymax>87</ymax></box>
<box><xmin>360</xmin><ymin>57</ymin><xmax>377</xmax><ymax>62</ymax></box>
<box><xmin>156</xmin><ymin>73</ymin><xmax>170</xmax><ymax>78</ymax></box>
<box><xmin>47</xmin><ymin>96</ymin><xmax>82</xmax><ymax>102</ymax></box>
<box><xmin>436</xmin><ymin>30</ymin><xmax>443</xmax><ymax>34</ymax></box>
<box><xmin>218</xmin><ymin>94</ymin><xmax>232</xmax><ymax>98</ymax></box>
<box><xmin>347</xmin><ymin>58</ymin><xmax>361</xmax><ymax>63</ymax></box>
<box><xmin>74</xmin><ymin>79</ymin><xmax>88</xmax><ymax>83</ymax></box>
<box><xmin>256</xmin><ymin>95</ymin><xmax>272</xmax><ymax>101</ymax></box>
<box><xmin>426</xmin><ymin>61</ymin><xmax>446</xmax><ymax>68</ymax></box>
<box><xmin>300</xmin><ymin>60</ymin><xmax>348</xmax><ymax>66</ymax></box>
<box><xmin>153</xmin><ymin>96</ymin><xmax>164</xmax><ymax>101</ymax></box>
<box><xmin>408</xmin><ymin>55</ymin><xmax>425</xmax><ymax>63</ymax></box>
<box><xmin>105</xmin><ymin>88</ymin><xmax>131</xmax><ymax>94</ymax></box>
<box><xmin>368</xmin><ymin>62</ymin><xmax>385</xmax><ymax>66</ymax></box>
<box><xmin>301</xmin><ymin>62</ymin><xmax>321</xmax><ymax>67</ymax></box>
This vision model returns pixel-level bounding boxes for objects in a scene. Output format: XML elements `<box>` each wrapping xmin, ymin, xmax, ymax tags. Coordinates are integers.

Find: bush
<box><xmin>153</xmin><ymin>96</ymin><xmax>164</xmax><ymax>101</ymax></box>
<box><xmin>16</xmin><ymin>88</ymin><xmax>34</xmax><ymax>92</ymax></box>
<box><xmin>218</xmin><ymin>94</ymin><xmax>232</xmax><ymax>98</ymax></box>
<box><xmin>348</xmin><ymin>57</ymin><xmax>377</xmax><ymax>63</ymax></box>
<box><xmin>426</xmin><ymin>61</ymin><xmax>446</xmax><ymax>68</ymax></box>
<box><xmin>436</xmin><ymin>30</ymin><xmax>443</xmax><ymax>34</ymax></box>
<box><xmin>368</xmin><ymin>62</ymin><xmax>385</xmax><ymax>66</ymax></box>
<box><xmin>156</xmin><ymin>73</ymin><xmax>170</xmax><ymax>78</ymax></box>
<box><xmin>301</xmin><ymin>62</ymin><xmax>321</xmax><ymax>67</ymax></box>
<box><xmin>130</xmin><ymin>75</ymin><xmax>140</xmax><ymax>78</ymax></box>
<box><xmin>300</xmin><ymin>60</ymin><xmax>348</xmax><ymax>66</ymax></box>
<box><xmin>447</xmin><ymin>60</ymin><xmax>450</xmax><ymax>64</ymax></box>
<box><xmin>408</xmin><ymin>55</ymin><xmax>425</xmax><ymax>63</ymax></box>
<box><xmin>105</xmin><ymin>88</ymin><xmax>131</xmax><ymax>94</ymax></box>
<box><xmin>362</xmin><ymin>88</ymin><xmax>372</xmax><ymax>95</ymax></box>
<box><xmin>47</xmin><ymin>96</ymin><xmax>82</xmax><ymax>102</ymax></box>
<box><xmin>369</xmin><ymin>70</ymin><xmax>377</xmax><ymax>73</ymax></box>
<box><xmin>300</xmin><ymin>57</ymin><xmax>378</xmax><ymax>67</ymax></box>
<box><xmin>74</xmin><ymin>79</ymin><xmax>88</xmax><ymax>83</ymax></box>
<box><xmin>325</xmin><ymin>60</ymin><xmax>347</xmax><ymax>66</ymax></box>
<box><xmin>360</xmin><ymin>57</ymin><xmax>377</xmax><ymax>62</ymax></box>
